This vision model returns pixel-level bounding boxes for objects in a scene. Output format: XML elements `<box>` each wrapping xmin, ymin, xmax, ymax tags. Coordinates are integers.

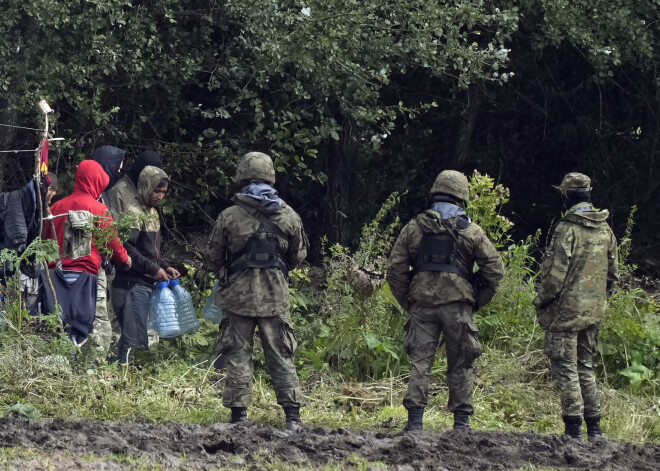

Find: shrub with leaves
<box><xmin>292</xmin><ymin>193</ymin><xmax>406</xmax><ymax>380</ymax></box>
<box><xmin>466</xmin><ymin>170</ymin><xmax>513</xmax><ymax>248</ymax></box>
<box><xmin>0</xmin><ymin>239</ymin><xmax>60</xmax><ymax>332</ymax></box>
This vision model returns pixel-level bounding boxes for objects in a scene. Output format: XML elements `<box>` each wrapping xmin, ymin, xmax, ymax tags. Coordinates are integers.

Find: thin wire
<box><xmin>0</xmin><ymin>123</ymin><xmax>42</xmax><ymax>132</ymax></box>
<box><xmin>0</xmin><ymin>138</ymin><xmax>65</xmax><ymax>153</ymax></box>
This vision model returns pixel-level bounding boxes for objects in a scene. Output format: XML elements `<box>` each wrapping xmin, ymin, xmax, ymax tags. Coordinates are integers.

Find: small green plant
<box><xmin>601</xmin><ymin>288</ymin><xmax>660</xmax><ymax>390</ymax></box>
<box><xmin>466</xmin><ymin>170</ymin><xmax>514</xmax><ymax>248</ymax></box>
<box><xmin>87</xmin><ymin>211</ymin><xmax>158</xmax><ymax>258</ymax></box>
<box><xmin>0</xmin><ymin>239</ymin><xmax>60</xmax><ymax>332</ymax></box>
<box><xmin>476</xmin><ymin>232</ymin><xmax>542</xmax><ymax>352</ymax></box>
<box><xmin>617</xmin><ymin>205</ymin><xmax>638</xmax><ymax>286</ymax></box>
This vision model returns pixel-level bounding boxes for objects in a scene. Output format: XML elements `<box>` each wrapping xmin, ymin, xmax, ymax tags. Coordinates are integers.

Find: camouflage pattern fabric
<box><xmin>89</xmin><ymin>269</ymin><xmax>112</xmax><ymax>353</ymax></box>
<box><xmin>204</xmin><ymin>193</ymin><xmax>307</xmax><ymax>317</ymax></box>
<box><xmin>386</xmin><ymin>209</ymin><xmax>504</xmax><ymax>310</ymax></box>
<box><xmin>387</xmin><ymin>205</ymin><xmax>503</xmax><ymax>416</ymax></box>
<box><xmin>234</xmin><ymin>152</ymin><xmax>276</xmax><ymax>184</ymax></box>
<box><xmin>403</xmin><ymin>303</ymin><xmax>482</xmax><ymax>413</ymax></box>
<box><xmin>544</xmin><ymin>327</ymin><xmax>601</xmax><ymax>417</ymax></box>
<box><xmin>430</xmin><ymin>170</ymin><xmax>470</xmax><ymax>201</ymax></box>
<box><xmin>553</xmin><ymin>172</ymin><xmax>592</xmax><ymax>193</ymax></box>
<box><xmin>217</xmin><ymin>312</ymin><xmax>303</xmax><ymax>408</ymax></box>
<box><xmin>534</xmin><ymin>202</ymin><xmax>619</xmax><ymax>331</ymax></box>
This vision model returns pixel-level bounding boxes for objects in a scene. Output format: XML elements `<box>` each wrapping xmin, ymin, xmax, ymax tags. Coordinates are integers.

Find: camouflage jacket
<box><xmin>386</xmin><ymin>209</ymin><xmax>504</xmax><ymax>311</ymax></box>
<box><xmin>534</xmin><ymin>202</ymin><xmax>619</xmax><ymax>331</ymax></box>
<box><xmin>204</xmin><ymin>194</ymin><xmax>308</xmax><ymax>317</ymax></box>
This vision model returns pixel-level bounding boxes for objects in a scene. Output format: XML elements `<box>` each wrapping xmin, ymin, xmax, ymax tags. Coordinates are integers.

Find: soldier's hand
<box><xmin>154</xmin><ymin>268</ymin><xmax>169</xmax><ymax>282</ymax></box>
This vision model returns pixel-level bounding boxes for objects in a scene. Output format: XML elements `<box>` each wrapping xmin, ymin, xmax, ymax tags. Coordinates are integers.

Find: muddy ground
<box><xmin>0</xmin><ymin>417</ymin><xmax>658</xmax><ymax>470</ymax></box>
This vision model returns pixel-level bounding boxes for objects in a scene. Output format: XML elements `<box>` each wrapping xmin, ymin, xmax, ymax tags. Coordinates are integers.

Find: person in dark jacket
<box><xmin>106</xmin><ymin>150</ymin><xmax>163</xmax><ymax>349</ymax></box>
<box><xmin>92</xmin><ymin>145</ymin><xmax>126</xmax><ymax>206</ymax></box>
<box><xmin>111</xmin><ymin>165</ymin><xmax>179</xmax><ymax>364</ymax></box>
<box><xmin>91</xmin><ymin>146</ymin><xmax>127</xmax><ymax>354</ymax></box>
<box><xmin>107</xmin><ymin>151</ymin><xmax>162</xmax><ymax>218</ymax></box>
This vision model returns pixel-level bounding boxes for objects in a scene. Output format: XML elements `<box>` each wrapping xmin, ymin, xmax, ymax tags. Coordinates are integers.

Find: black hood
<box><xmin>92</xmin><ymin>145</ymin><xmax>126</xmax><ymax>191</ymax></box>
<box><xmin>127</xmin><ymin>151</ymin><xmax>162</xmax><ymax>186</ymax></box>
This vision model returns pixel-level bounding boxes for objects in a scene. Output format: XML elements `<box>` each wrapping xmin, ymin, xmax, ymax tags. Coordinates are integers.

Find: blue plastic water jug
<box><xmin>202</xmin><ymin>281</ymin><xmax>223</xmax><ymax>324</ymax></box>
<box><xmin>148</xmin><ymin>281</ymin><xmax>182</xmax><ymax>338</ymax></box>
<box><xmin>168</xmin><ymin>278</ymin><xmax>200</xmax><ymax>334</ymax></box>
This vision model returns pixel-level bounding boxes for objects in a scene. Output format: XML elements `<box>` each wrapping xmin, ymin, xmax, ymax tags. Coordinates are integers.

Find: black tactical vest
<box><xmin>411</xmin><ymin>217</ymin><xmax>470</xmax><ymax>279</ymax></box>
<box><xmin>227</xmin><ymin>224</ymin><xmax>287</xmax><ymax>275</ymax></box>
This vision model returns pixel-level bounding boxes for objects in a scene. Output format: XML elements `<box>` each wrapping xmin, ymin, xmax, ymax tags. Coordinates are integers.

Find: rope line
<box><xmin>0</xmin><ymin>123</ymin><xmax>42</xmax><ymax>132</ymax></box>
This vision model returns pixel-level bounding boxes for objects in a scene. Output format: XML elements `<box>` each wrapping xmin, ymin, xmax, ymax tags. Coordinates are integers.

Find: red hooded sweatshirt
<box><xmin>46</xmin><ymin>160</ymin><xmax>129</xmax><ymax>275</ymax></box>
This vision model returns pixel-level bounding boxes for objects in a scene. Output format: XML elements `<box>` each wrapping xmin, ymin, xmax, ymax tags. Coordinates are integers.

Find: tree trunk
<box><xmin>451</xmin><ymin>84</ymin><xmax>483</xmax><ymax>168</ymax></box>
<box><xmin>325</xmin><ymin>119</ymin><xmax>357</xmax><ymax>245</ymax></box>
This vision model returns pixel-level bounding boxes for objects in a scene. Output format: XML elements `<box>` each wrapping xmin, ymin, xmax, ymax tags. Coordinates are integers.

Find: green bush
<box><xmin>292</xmin><ymin>193</ymin><xmax>407</xmax><ymax>381</ymax></box>
<box><xmin>601</xmin><ymin>288</ymin><xmax>660</xmax><ymax>391</ymax></box>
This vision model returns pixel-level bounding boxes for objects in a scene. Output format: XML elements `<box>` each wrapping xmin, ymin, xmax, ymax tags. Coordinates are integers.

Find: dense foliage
<box><xmin>0</xmin><ymin>0</ymin><xmax>657</xmax><ymax>264</ymax></box>
<box><xmin>0</xmin><ymin>0</ymin><xmax>658</xmax><ymax>425</ymax></box>
<box><xmin>0</xmin><ymin>172</ymin><xmax>657</xmax><ymax>444</ymax></box>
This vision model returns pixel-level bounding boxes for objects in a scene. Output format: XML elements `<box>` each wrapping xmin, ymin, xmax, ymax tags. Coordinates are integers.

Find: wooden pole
<box><xmin>35</xmin><ymin>102</ymin><xmax>59</xmax><ymax>312</ymax></box>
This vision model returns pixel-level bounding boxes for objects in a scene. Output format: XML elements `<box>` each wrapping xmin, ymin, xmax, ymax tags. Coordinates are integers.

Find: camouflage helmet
<box><xmin>430</xmin><ymin>170</ymin><xmax>469</xmax><ymax>202</ymax></box>
<box><xmin>553</xmin><ymin>172</ymin><xmax>592</xmax><ymax>193</ymax></box>
<box><xmin>234</xmin><ymin>152</ymin><xmax>276</xmax><ymax>184</ymax></box>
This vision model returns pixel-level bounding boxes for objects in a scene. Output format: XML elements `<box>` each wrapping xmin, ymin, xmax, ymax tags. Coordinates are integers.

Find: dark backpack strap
<box><xmin>233</xmin><ymin>199</ymin><xmax>289</xmax><ymax>243</ymax></box>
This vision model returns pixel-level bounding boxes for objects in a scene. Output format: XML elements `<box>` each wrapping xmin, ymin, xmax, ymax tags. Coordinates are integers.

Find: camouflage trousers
<box><xmin>88</xmin><ymin>269</ymin><xmax>112</xmax><ymax>354</ymax></box>
<box><xmin>403</xmin><ymin>303</ymin><xmax>482</xmax><ymax>414</ymax></box>
<box><xmin>544</xmin><ymin>326</ymin><xmax>601</xmax><ymax>417</ymax></box>
<box><xmin>218</xmin><ymin>312</ymin><xmax>303</xmax><ymax>409</ymax></box>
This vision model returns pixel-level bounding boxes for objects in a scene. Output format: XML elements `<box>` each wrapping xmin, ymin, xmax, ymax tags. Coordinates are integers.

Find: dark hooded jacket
<box><xmin>45</xmin><ymin>160</ymin><xmax>129</xmax><ymax>275</ymax></box>
<box><xmin>534</xmin><ymin>202</ymin><xmax>619</xmax><ymax>331</ymax></box>
<box><xmin>0</xmin><ymin>180</ymin><xmax>42</xmax><ymax>256</ymax></box>
<box><xmin>92</xmin><ymin>146</ymin><xmax>126</xmax><ymax>191</ymax></box>
<box><xmin>114</xmin><ymin>165</ymin><xmax>171</xmax><ymax>286</ymax></box>
<box><xmin>107</xmin><ymin>151</ymin><xmax>162</xmax><ymax>219</ymax></box>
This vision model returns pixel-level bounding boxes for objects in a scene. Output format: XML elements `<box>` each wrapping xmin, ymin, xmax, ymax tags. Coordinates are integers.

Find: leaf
<box><xmin>301</xmin><ymin>350</ymin><xmax>324</xmax><ymax>370</ymax></box>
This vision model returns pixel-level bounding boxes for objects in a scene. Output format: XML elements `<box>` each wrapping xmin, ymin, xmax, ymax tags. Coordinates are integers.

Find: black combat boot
<box><xmin>585</xmin><ymin>416</ymin><xmax>607</xmax><ymax>444</ymax></box>
<box><xmin>453</xmin><ymin>411</ymin><xmax>472</xmax><ymax>431</ymax></box>
<box><xmin>229</xmin><ymin>407</ymin><xmax>247</xmax><ymax>424</ymax></box>
<box><xmin>283</xmin><ymin>406</ymin><xmax>304</xmax><ymax>432</ymax></box>
<box><xmin>403</xmin><ymin>407</ymin><xmax>424</xmax><ymax>432</ymax></box>
<box><xmin>562</xmin><ymin>415</ymin><xmax>583</xmax><ymax>440</ymax></box>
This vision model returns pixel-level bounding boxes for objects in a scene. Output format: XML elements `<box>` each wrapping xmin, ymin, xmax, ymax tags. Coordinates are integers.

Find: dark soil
<box><xmin>0</xmin><ymin>417</ymin><xmax>658</xmax><ymax>470</ymax></box>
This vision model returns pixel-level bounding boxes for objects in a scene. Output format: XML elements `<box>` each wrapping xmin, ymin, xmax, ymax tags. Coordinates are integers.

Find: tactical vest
<box><xmin>227</xmin><ymin>224</ymin><xmax>287</xmax><ymax>276</ymax></box>
<box><xmin>226</xmin><ymin>199</ymin><xmax>289</xmax><ymax>276</ymax></box>
<box><xmin>411</xmin><ymin>216</ymin><xmax>470</xmax><ymax>279</ymax></box>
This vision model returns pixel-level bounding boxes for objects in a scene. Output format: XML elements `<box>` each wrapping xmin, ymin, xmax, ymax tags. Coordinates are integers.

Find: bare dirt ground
<box><xmin>0</xmin><ymin>417</ymin><xmax>658</xmax><ymax>470</ymax></box>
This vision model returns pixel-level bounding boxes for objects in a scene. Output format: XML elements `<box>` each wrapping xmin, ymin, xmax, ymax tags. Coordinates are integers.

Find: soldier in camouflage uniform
<box><xmin>534</xmin><ymin>172</ymin><xmax>619</xmax><ymax>443</ymax></box>
<box><xmin>387</xmin><ymin>170</ymin><xmax>504</xmax><ymax>432</ymax></box>
<box><xmin>204</xmin><ymin>152</ymin><xmax>308</xmax><ymax>431</ymax></box>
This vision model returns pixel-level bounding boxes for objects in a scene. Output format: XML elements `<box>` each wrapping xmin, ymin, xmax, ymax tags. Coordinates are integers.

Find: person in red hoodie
<box><xmin>45</xmin><ymin>160</ymin><xmax>131</xmax><ymax>348</ymax></box>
